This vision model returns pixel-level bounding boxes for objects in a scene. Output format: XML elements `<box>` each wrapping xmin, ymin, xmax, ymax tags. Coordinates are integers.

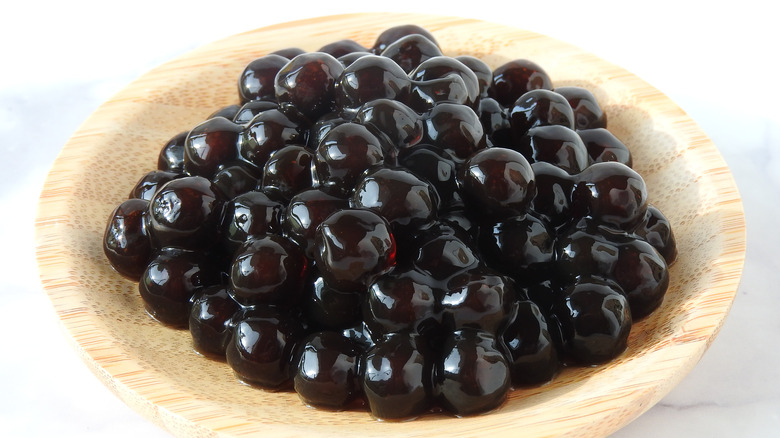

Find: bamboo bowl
<box><xmin>35</xmin><ymin>13</ymin><xmax>746</xmax><ymax>438</ymax></box>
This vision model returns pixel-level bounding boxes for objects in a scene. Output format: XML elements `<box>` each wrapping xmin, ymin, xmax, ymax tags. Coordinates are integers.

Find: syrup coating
<box><xmin>101</xmin><ymin>24</ymin><xmax>676</xmax><ymax>420</ymax></box>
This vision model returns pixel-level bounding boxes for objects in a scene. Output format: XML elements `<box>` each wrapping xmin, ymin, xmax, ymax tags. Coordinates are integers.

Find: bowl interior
<box><xmin>35</xmin><ymin>13</ymin><xmax>745</xmax><ymax>438</ymax></box>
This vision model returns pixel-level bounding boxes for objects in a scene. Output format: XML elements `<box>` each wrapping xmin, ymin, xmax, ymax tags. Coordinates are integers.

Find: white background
<box><xmin>2</xmin><ymin>1</ymin><xmax>779</xmax><ymax>436</ymax></box>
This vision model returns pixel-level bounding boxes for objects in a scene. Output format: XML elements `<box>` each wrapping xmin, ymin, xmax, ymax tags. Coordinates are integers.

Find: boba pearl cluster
<box><xmin>103</xmin><ymin>25</ymin><xmax>677</xmax><ymax>419</ymax></box>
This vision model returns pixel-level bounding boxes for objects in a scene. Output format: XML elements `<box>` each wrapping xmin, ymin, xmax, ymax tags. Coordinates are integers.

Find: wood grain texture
<box><xmin>35</xmin><ymin>13</ymin><xmax>746</xmax><ymax>438</ymax></box>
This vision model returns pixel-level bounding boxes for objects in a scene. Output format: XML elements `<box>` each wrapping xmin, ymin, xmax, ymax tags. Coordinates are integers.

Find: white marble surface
<box><xmin>2</xmin><ymin>1</ymin><xmax>778</xmax><ymax>436</ymax></box>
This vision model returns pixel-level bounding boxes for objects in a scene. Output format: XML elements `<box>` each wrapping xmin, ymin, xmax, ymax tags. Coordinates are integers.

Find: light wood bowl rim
<box><xmin>35</xmin><ymin>13</ymin><xmax>746</xmax><ymax>438</ymax></box>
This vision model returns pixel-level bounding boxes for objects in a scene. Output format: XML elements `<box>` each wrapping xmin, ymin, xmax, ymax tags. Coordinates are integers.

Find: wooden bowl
<box><xmin>35</xmin><ymin>13</ymin><xmax>746</xmax><ymax>438</ymax></box>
